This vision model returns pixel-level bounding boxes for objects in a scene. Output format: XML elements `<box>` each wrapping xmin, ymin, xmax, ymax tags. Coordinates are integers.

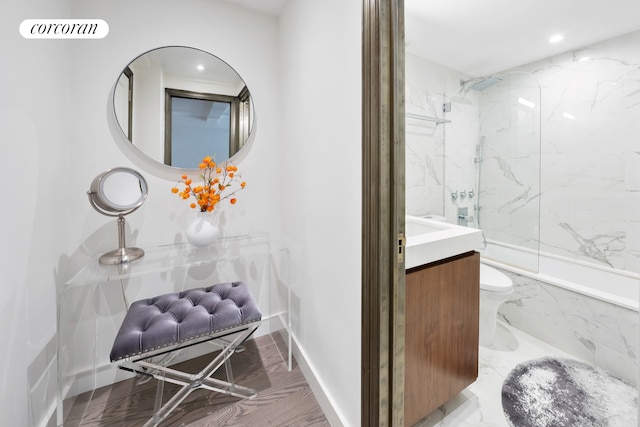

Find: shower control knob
<box><xmin>468</xmin><ymin>190</ymin><xmax>474</xmax><ymax>198</ymax></box>
<box><xmin>460</xmin><ymin>190</ymin><xmax>467</xmax><ymax>199</ymax></box>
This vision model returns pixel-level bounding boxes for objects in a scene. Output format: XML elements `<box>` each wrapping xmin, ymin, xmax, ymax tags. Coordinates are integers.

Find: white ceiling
<box><xmin>222</xmin><ymin>0</ymin><xmax>287</xmax><ymax>16</ymax></box>
<box><xmin>405</xmin><ymin>0</ymin><xmax>640</xmax><ymax>77</ymax></box>
<box><xmin>219</xmin><ymin>0</ymin><xmax>640</xmax><ymax>77</ymax></box>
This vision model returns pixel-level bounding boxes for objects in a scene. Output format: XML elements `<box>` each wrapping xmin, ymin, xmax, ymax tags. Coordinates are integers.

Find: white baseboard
<box><xmin>290</xmin><ymin>336</ymin><xmax>347</xmax><ymax>427</ymax></box>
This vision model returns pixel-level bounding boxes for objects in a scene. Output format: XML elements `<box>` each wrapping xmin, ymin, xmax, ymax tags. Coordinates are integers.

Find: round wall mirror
<box><xmin>113</xmin><ymin>46</ymin><xmax>255</xmax><ymax>170</ymax></box>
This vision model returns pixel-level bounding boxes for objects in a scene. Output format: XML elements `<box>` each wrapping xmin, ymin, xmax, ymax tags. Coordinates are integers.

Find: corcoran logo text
<box><xmin>20</xmin><ymin>19</ymin><xmax>108</xmax><ymax>39</ymax></box>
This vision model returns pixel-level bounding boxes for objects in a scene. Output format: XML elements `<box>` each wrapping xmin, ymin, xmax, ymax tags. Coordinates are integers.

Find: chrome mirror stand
<box><xmin>95</xmin><ymin>214</ymin><xmax>145</xmax><ymax>265</ymax></box>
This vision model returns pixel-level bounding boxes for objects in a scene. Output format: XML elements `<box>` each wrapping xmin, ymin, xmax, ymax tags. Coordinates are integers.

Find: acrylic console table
<box><xmin>57</xmin><ymin>232</ymin><xmax>291</xmax><ymax>427</ymax></box>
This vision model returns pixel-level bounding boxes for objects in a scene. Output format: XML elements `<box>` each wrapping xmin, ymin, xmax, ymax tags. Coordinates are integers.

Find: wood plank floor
<box><xmin>64</xmin><ymin>334</ymin><xmax>330</xmax><ymax>426</ymax></box>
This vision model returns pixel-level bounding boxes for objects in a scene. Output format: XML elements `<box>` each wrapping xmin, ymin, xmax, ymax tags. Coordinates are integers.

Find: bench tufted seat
<box><xmin>110</xmin><ymin>281</ymin><xmax>262</xmax><ymax>362</ymax></box>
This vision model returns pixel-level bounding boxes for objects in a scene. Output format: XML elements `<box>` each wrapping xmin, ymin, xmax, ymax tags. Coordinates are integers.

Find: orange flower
<box><xmin>172</xmin><ymin>155</ymin><xmax>247</xmax><ymax>212</ymax></box>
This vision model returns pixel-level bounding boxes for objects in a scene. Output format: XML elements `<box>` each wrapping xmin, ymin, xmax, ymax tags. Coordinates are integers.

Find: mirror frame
<box><xmin>88</xmin><ymin>167</ymin><xmax>149</xmax><ymax>215</ymax></box>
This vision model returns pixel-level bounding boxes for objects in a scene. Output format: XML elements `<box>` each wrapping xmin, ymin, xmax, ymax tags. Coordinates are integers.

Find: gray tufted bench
<box><xmin>110</xmin><ymin>281</ymin><xmax>262</xmax><ymax>426</ymax></box>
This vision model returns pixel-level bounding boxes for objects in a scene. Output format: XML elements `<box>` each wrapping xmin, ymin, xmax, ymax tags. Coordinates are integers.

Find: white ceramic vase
<box><xmin>185</xmin><ymin>211</ymin><xmax>221</xmax><ymax>247</ymax></box>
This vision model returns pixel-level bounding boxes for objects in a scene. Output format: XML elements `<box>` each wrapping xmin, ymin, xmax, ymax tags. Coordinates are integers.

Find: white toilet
<box><xmin>479</xmin><ymin>263</ymin><xmax>513</xmax><ymax>347</ymax></box>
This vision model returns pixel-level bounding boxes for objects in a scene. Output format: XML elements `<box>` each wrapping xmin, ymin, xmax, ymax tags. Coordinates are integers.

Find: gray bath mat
<box><xmin>502</xmin><ymin>356</ymin><xmax>637</xmax><ymax>427</ymax></box>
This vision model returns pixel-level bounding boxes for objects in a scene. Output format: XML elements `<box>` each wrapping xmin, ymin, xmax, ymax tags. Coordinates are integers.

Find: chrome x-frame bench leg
<box><xmin>117</xmin><ymin>322</ymin><xmax>260</xmax><ymax>427</ymax></box>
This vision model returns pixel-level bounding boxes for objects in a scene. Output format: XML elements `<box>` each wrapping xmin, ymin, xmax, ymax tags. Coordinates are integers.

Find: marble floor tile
<box><xmin>415</xmin><ymin>321</ymin><xmax>576</xmax><ymax>427</ymax></box>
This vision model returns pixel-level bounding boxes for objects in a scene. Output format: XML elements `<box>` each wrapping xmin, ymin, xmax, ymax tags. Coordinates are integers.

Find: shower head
<box><xmin>460</xmin><ymin>76</ymin><xmax>503</xmax><ymax>91</ymax></box>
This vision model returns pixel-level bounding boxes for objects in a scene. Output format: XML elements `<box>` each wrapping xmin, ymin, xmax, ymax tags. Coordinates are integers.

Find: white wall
<box><xmin>3</xmin><ymin>0</ymin><xmax>281</xmax><ymax>425</ymax></box>
<box><xmin>1</xmin><ymin>1</ymin><xmax>72</xmax><ymax>426</ymax></box>
<box><xmin>2</xmin><ymin>1</ymin><xmax>362</xmax><ymax>426</ymax></box>
<box><xmin>279</xmin><ymin>1</ymin><xmax>362</xmax><ymax>426</ymax></box>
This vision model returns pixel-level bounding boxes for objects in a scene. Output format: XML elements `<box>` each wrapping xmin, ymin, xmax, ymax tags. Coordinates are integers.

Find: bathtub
<box><xmin>481</xmin><ymin>239</ymin><xmax>639</xmax><ymax>385</ymax></box>
<box><xmin>481</xmin><ymin>239</ymin><xmax>639</xmax><ymax>312</ymax></box>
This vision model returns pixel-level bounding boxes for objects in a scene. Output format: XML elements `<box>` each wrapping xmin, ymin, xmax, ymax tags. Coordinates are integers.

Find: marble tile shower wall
<box><xmin>406</xmin><ymin>29</ymin><xmax>640</xmax><ymax>271</ymax></box>
<box><xmin>405</xmin><ymin>54</ymin><xmax>478</xmax><ymax>219</ymax></box>
<box><xmin>498</xmin><ymin>268</ymin><xmax>638</xmax><ymax>385</ymax></box>
<box><xmin>496</xmin><ymin>30</ymin><xmax>640</xmax><ymax>272</ymax></box>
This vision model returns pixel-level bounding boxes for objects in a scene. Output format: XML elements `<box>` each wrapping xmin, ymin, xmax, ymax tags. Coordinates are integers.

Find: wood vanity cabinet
<box><xmin>404</xmin><ymin>251</ymin><xmax>480</xmax><ymax>427</ymax></box>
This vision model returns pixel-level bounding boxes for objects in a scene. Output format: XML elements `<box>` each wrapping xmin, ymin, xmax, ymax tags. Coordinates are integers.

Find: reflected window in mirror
<box><xmin>165</xmin><ymin>87</ymin><xmax>250</xmax><ymax>168</ymax></box>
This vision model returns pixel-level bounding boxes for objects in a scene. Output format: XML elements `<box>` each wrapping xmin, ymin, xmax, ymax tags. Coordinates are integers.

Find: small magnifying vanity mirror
<box><xmin>87</xmin><ymin>167</ymin><xmax>148</xmax><ymax>264</ymax></box>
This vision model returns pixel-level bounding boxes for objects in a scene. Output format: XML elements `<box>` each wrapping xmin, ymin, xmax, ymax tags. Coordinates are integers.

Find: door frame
<box><xmin>361</xmin><ymin>0</ymin><xmax>406</xmax><ymax>425</ymax></box>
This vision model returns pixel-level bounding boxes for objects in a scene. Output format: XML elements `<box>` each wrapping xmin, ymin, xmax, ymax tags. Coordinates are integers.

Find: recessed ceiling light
<box><xmin>549</xmin><ymin>34</ymin><xmax>564</xmax><ymax>44</ymax></box>
<box><xmin>563</xmin><ymin>112</ymin><xmax>576</xmax><ymax>120</ymax></box>
<box><xmin>197</xmin><ymin>64</ymin><xmax>205</xmax><ymax>71</ymax></box>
